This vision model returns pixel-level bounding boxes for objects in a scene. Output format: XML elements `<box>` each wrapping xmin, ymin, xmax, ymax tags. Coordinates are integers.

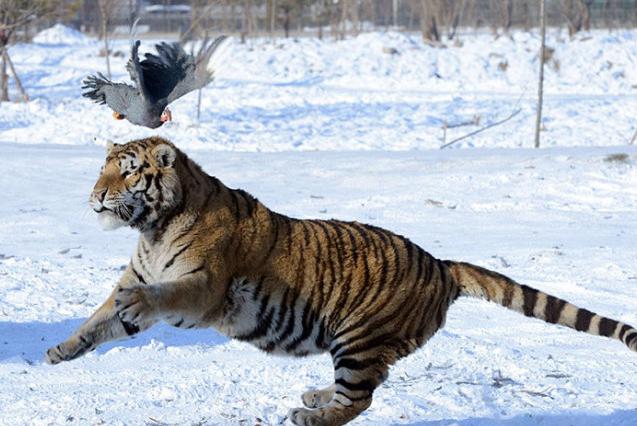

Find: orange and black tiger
<box><xmin>46</xmin><ymin>136</ymin><xmax>637</xmax><ymax>426</ymax></box>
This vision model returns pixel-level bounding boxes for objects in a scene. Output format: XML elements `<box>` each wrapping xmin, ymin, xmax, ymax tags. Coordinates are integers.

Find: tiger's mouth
<box><xmin>93</xmin><ymin>206</ymin><xmax>112</xmax><ymax>213</ymax></box>
<box><xmin>96</xmin><ymin>207</ymin><xmax>128</xmax><ymax>231</ymax></box>
<box><xmin>91</xmin><ymin>199</ymin><xmax>136</xmax><ymax>230</ymax></box>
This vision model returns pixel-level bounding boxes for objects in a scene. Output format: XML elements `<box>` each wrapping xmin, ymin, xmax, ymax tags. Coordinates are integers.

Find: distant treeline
<box><xmin>3</xmin><ymin>0</ymin><xmax>637</xmax><ymax>43</ymax></box>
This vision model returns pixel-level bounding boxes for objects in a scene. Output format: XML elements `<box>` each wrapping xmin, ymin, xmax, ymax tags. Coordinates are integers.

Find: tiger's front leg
<box><xmin>114</xmin><ymin>269</ymin><xmax>218</xmax><ymax>330</ymax></box>
<box><xmin>45</xmin><ymin>266</ymin><xmax>155</xmax><ymax>365</ymax></box>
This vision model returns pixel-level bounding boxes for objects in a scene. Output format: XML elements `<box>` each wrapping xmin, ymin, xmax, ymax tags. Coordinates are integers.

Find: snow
<box><xmin>0</xmin><ymin>28</ymin><xmax>637</xmax><ymax>425</ymax></box>
<box><xmin>32</xmin><ymin>24</ymin><xmax>93</xmax><ymax>46</ymax></box>
<box><xmin>1</xmin><ymin>30</ymin><xmax>636</xmax><ymax>149</ymax></box>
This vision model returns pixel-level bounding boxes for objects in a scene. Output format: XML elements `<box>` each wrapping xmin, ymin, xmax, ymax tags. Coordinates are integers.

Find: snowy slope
<box><xmin>0</xmin><ymin>144</ymin><xmax>636</xmax><ymax>425</ymax></box>
<box><xmin>0</xmin><ymin>29</ymin><xmax>636</xmax><ymax>150</ymax></box>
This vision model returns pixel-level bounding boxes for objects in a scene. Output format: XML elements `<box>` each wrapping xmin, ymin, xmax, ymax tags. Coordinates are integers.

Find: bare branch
<box><xmin>440</xmin><ymin>108</ymin><xmax>522</xmax><ymax>150</ymax></box>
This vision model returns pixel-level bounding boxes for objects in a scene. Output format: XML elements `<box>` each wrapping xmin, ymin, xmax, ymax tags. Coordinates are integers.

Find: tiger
<box><xmin>46</xmin><ymin>136</ymin><xmax>637</xmax><ymax>426</ymax></box>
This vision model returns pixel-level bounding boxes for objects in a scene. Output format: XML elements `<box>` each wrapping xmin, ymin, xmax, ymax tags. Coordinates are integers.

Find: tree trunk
<box><xmin>241</xmin><ymin>0</ymin><xmax>253</xmax><ymax>41</ymax></box>
<box><xmin>340</xmin><ymin>0</ymin><xmax>348</xmax><ymax>40</ymax></box>
<box><xmin>582</xmin><ymin>0</ymin><xmax>593</xmax><ymax>31</ymax></box>
<box><xmin>502</xmin><ymin>0</ymin><xmax>513</xmax><ymax>32</ymax></box>
<box><xmin>420</xmin><ymin>0</ymin><xmax>441</xmax><ymax>42</ymax></box>
<box><xmin>351</xmin><ymin>0</ymin><xmax>360</xmax><ymax>36</ymax></box>
<box><xmin>103</xmin><ymin>30</ymin><xmax>111</xmax><ymax>79</ymax></box>
<box><xmin>534</xmin><ymin>0</ymin><xmax>546</xmax><ymax>149</ymax></box>
<box><xmin>98</xmin><ymin>0</ymin><xmax>112</xmax><ymax>79</ymax></box>
<box><xmin>0</xmin><ymin>48</ymin><xmax>8</xmax><ymax>102</ymax></box>
<box><xmin>318</xmin><ymin>4</ymin><xmax>324</xmax><ymax>40</ymax></box>
<box><xmin>266</xmin><ymin>0</ymin><xmax>275</xmax><ymax>37</ymax></box>
<box><xmin>4</xmin><ymin>49</ymin><xmax>28</xmax><ymax>101</ymax></box>
<box><xmin>446</xmin><ymin>0</ymin><xmax>463</xmax><ymax>39</ymax></box>
<box><xmin>283</xmin><ymin>6</ymin><xmax>291</xmax><ymax>37</ymax></box>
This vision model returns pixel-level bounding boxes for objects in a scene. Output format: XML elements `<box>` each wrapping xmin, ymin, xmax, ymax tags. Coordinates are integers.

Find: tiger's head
<box><xmin>89</xmin><ymin>137</ymin><xmax>183</xmax><ymax>231</ymax></box>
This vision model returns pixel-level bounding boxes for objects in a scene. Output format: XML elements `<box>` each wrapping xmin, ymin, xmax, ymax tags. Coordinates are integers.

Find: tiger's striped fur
<box><xmin>46</xmin><ymin>137</ymin><xmax>637</xmax><ymax>426</ymax></box>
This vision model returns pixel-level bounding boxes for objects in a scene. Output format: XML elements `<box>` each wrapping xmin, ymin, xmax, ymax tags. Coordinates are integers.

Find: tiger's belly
<box><xmin>217</xmin><ymin>278</ymin><xmax>330</xmax><ymax>357</ymax></box>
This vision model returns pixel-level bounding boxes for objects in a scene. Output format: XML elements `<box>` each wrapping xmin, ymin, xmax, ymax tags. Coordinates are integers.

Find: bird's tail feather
<box><xmin>129</xmin><ymin>17</ymin><xmax>141</xmax><ymax>45</ymax></box>
<box><xmin>202</xmin><ymin>35</ymin><xmax>231</xmax><ymax>78</ymax></box>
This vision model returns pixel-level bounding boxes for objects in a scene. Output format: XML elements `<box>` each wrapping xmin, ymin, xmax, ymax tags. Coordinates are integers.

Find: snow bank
<box><xmin>33</xmin><ymin>23</ymin><xmax>92</xmax><ymax>46</ymax></box>
<box><xmin>2</xmin><ymin>30</ymin><xmax>636</xmax><ymax>149</ymax></box>
<box><xmin>217</xmin><ymin>30</ymin><xmax>637</xmax><ymax>95</ymax></box>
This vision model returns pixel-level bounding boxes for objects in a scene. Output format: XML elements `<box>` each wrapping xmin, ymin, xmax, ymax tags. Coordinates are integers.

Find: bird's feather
<box><xmin>138</xmin><ymin>36</ymin><xmax>227</xmax><ymax>104</ymax></box>
<box><xmin>81</xmin><ymin>73</ymin><xmax>137</xmax><ymax>116</ymax></box>
<box><xmin>125</xmin><ymin>41</ymin><xmax>151</xmax><ymax>102</ymax></box>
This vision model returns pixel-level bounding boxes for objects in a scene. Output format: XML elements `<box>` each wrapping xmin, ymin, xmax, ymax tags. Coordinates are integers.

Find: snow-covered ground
<box><xmin>0</xmin><ymin>25</ymin><xmax>637</xmax><ymax>425</ymax></box>
<box><xmin>2</xmin><ymin>145</ymin><xmax>637</xmax><ymax>425</ymax></box>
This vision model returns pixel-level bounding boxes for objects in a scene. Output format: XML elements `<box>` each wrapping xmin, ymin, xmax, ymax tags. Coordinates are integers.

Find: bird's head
<box><xmin>160</xmin><ymin>108</ymin><xmax>172</xmax><ymax>124</ymax></box>
<box><xmin>89</xmin><ymin>137</ymin><xmax>183</xmax><ymax>232</ymax></box>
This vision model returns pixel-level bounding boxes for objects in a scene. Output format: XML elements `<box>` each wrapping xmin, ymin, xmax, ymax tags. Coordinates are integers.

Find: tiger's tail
<box><xmin>444</xmin><ymin>260</ymin><xmax>637</xmax><ymax>352</ymax></box>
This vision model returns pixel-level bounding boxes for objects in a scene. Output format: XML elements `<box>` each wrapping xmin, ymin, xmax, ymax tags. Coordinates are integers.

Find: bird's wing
<box><xmin>138</xmin><ymin>36</ymin><xmax>227</xmax><ymax>105</ymax></box>
<box><xmin>125</xmin><ymin>40</ymin><xmax>152</xmax><ymax>102</ymax></box>
<box><xmin>82</xmin><ymin>73</ymin><xmax>138</xmax><ymax>116</ymax></box>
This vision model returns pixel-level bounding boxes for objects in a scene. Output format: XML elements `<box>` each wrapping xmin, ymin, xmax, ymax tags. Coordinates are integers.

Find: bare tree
<box><xmin>445</xmin><ymin>0</ymin><xmax>464</xmax><ymax>39</ymax></box>
<box><xmin>419</xmin><ymin>0</ymin><xmax>441</xmax><ymax>42</ymax></box>
<box><xmin>535</xmin><ymin>0</ymin><xmax>547</xmax><ymax>149</ymax></box>
<box><xmin>266</xmin><ymin>0</ymin><xmax>277</xmax><ymax>37</ymax></box>
<box><xmin>280</xmin><ymin>0</ymin><xmax>295</xmax><ymax>37</ymax></box>
<box><xmin>0</xmin><ymin>0</ymin><xmax>75</xmax><ymax>102</ymax></box>
<box><xmin>500</xmin><ymin>0</ymin><xmax>513</xmax><ymax>33</ymax></box>
<box><xmin>182</xmin><ymin>0</ymin><xmax>217</xmax><ymax>43</ymax></box>
<box><xmin>418</xmin><ymin>0</ymin><xmax>463</xmax><ymax>43</ymax></box>
<box><xmin>561</xmin><ymin>0</ymin><xmax>593</xmax><ymax>36</ymax></box>
<box><xmin>241</xmin><ymin>0</ymin><xmax>255</xmax><ymax>42</ymax></box>
<box><xmin>97</xmin><ymin>0</ymin><xmax>114</xmax><ymax>79</ymax></box>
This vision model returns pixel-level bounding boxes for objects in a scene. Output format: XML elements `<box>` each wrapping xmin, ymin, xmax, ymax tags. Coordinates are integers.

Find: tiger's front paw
<box><xmin>115</xmin><ymin>285</ymin><xmax>158</xmax><ymax>326</ymax></box>
<box><xmin>45</xmin><ymin>335</ymin><xmax>93</xmax><ymax>365</ymax></box>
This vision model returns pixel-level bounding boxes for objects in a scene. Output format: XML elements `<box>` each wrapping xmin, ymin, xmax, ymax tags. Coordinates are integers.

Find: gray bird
<box><xmin>82</xmin><ymin>36</ymin><xmax>227</xmax><ymax>129</ymax></box>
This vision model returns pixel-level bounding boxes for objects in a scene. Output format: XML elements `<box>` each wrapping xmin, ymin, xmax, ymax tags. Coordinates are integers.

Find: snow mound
<box><xmin>33</xmin><ymin>24</ymin><xmax>91</xmax><ymax>46</ymax></box>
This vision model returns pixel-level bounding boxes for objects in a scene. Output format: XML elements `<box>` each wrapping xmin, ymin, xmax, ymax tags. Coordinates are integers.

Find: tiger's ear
<box><xmin>106</xmin><ymin>140</ymin><xmax>117</xmax><ymax>153</ymax></box>
<box><xmin>153</xmin><ymin>144</ymin><xmax>176</xmax><ymax>168</ymax></box>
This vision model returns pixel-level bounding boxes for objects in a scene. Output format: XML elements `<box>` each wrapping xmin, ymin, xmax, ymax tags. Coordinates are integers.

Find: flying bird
<box><xmin>82</xmin><ymin>36</ymin><xmax>227</xmax><ymax>129</ymax></box>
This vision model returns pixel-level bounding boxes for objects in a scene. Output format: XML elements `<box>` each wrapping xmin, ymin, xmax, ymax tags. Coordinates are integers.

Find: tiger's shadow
<box><xmin>0</xmin><ymin>319</ymin><xmax>229</xmax><ymax>364</ymax></box>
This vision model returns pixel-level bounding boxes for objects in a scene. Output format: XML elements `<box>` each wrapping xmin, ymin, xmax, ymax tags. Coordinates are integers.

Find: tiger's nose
<box><xmin>93</xmin><ymin>188</ymin><xmax>107</xmax><ymax>203</ymax></box>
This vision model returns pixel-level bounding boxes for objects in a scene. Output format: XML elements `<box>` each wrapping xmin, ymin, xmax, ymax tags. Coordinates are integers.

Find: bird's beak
<box><xmin>160</xmin><ymin>109</ymin><xmax>172</xmax><ymax>123</ymax></box>
<box><xmin>112</xmin><ymin>111</ymin><xmax>126</xmax><ymax>120</ymax></box>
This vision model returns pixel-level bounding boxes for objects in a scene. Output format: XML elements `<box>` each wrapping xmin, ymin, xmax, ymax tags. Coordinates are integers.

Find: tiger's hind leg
<box><xmin>302</xmin><ymin>384</ymin><xmax>336</xmax><ymax>409</ymax></box>
<box><xmin>288</xmin><ymin>341</ymin><xmax>410</xmax><ymax>426</ymax></box>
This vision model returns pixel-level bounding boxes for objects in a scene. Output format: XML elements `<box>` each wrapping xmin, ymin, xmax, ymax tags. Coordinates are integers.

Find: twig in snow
<box><xmin>440</xmin><ymin>108</ymin><xmax>522</xmax><ymax>150</ymax></box>
<box><xmin>441</xmin><ymin>115</ymin><xmax>481</xmax><ymax>145</ymax></box>
<box><xmin>519</xmin><ymin>389</ymin><xmax>554</xmax><ymax>399</ymax></box>
<box><xmin>491</xmin><ymin>370</ymin><xmax>517</xmax><ymax>388</ymax></box>
<box><xmin>629</xmin><ymin>128</ymin><xmax>637</xmax><ymax>145</ymax></box>
<box><xmin>545</xmin><ymin>372</ymin><xmax>571</xmax><ymax>379</ymax></box>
